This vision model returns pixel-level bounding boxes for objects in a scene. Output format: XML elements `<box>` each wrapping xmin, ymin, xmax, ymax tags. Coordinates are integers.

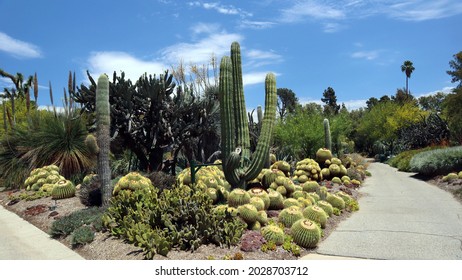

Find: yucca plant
<box><xmin>0</xmin><ymin>110</ymin><xmax>96</xmax><ymax>189</ymax></box>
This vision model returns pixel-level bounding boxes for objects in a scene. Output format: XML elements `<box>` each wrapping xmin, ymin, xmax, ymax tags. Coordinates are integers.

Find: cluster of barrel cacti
<box><xmin>23</xmin><ymin>164</ymin><xmax>65</xmax><ymax>192</ymax></box>
<box><xmin>442</xmin><ymin>171</ymin><xmax>462</xmax><ymax>182</ymax></box>
<box><xmin>112</xmin><ymin>172</ymin><xmax>154</xmax><ymax>195</ymax></box>
<box><xmin>177</xmin><ymin>164</ymin><xmax>231</xmax><ymax>204</ymax></box>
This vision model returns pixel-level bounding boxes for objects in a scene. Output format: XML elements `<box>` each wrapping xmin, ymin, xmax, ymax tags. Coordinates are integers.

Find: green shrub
<box><xmin>71</xmin><ymin>226</ymin><xmax>95</xmax><ymax>247</ymax></box>
<box><xmin>409</xmin><ymin>146</ymin><xmax>462</xmax><ymax>176</ymax></box>
<box><xmin>49</xmin><ymin>207</ymin><xmax>104</xmax><ymax>238</ymax></box>
<box><xmin>102</xmin><ymin>183</ymin><xmax>246</xmax><ymax>259</ymax></box>
<box><xmin>388</xmin><ymin>146</ymin><xmax>442</xmax><ymax>172</ymax></box>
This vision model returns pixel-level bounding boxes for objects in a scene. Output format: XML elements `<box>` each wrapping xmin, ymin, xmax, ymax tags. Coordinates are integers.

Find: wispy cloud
<box><xmin>0</xmin><ymin>32</ymin><xmax>42</xmax><ymax>58</ymax></box>
<box><xmin>87</xmin><ymin>51</ymin><xmax>168</xmax><ymax>81</ymax></box>
<box><xmin>417</xmin><ymin>86</ymin><xmax>455</xmax><ymax>97</ymax></box>
<box><xmin>351</xmin><ymin>50</ymin><xmax>380</xmax><ymax>60</ymax></box>
<box><xmin>278</xmin><ymin>0</ymin><xmax>462</xmax><ymax>32</ymax></box>
<box><xmin>280</xmin><ymin>1</ymin><xmax>345</xmax><ymax>23</ymax></box>
<box><xmin>188</xmin><ymin>1</ymin><xmax>252</xmax><ymax>17</ymax></box>
<box><xmin>161</xmin><ymin>32</ymin><xmax>243</xmax><ymax>64</ymax></box>
<box><xmin>239</xmin><ymin>20</ymin><xmax>276</xmax><ymax>29</ymax></box>
<box><xmin>386</xmin><ymin>0</ymin><xmax>462</xmax><ymax>21</ymax></box>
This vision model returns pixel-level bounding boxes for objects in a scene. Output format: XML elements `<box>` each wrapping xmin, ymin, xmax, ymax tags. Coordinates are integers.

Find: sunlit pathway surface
<box><xmin>0</xmin><ymin>205</ymin><xmax>84</xmax><ymax>260</ymax></box>
<box><xmin>315</xmin><ymin>162</ymin><xmax>462</xmax><ymax>260</ymax></box>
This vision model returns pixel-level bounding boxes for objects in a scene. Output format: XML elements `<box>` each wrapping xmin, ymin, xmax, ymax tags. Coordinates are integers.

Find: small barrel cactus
<box><xmin>237</xmin><ymin>204</ymin><xmax>259</xmax><ymax>225</ymax></box>
<box><xmin>228</xmin><ymin>188</ymin><xmax>251</xmax><ymax>207</ymax></box>
<box><xmin>290</xmin><ymin>218</ymin><xmax>322</xmax><ymax>249</ymax></box>
<box><xmin>261</xmin><ymin>225</ymin><xmax>285</xmax><ymax>245</ymax></box>
<box><xmin>302</xmin><ymin>205</ymin><xmax>328</xmax><ymax>228</ymax></box>
<box><xmin>278</xmin><ymin>206</ymin><xmax>304</xmax><ymax>228</ymax></box>
<box><xmin>52</xmin><ymin>179</ymin><xmax>76</xmax><ymax>200</ymax></box>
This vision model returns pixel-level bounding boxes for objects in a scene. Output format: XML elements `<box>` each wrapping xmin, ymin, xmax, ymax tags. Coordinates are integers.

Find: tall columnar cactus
<box><xmin>96</xmin><ymin>74</ymin><xmax>112</xmax><ymax>207</ymax></box>
<box><xmin>219</xmin><ymin>42</ymin><xmax>277</xmax><ymax>189</ymax></box>
<box><xmin>323</xmin><ymin>118</ymin><xmax>332</xmax><ymax>151</ymax></box>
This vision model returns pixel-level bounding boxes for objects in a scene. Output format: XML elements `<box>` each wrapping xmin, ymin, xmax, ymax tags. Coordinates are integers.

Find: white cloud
<box><xmin>243</xmin><ymin>72</ymin><xmax>279</xmax><ymax>87</ymax></box>
<box><xmin>247</xmin><ymin>49</ymin><xmax>282</xmax><ymax>61</ymax></box>
<box><xmin>386</xmin><ymin>0</ymin><xmax>462</xmax><ymax>21</ymax></box>
<box><xmin>280</xmin><ymin>1</ymin><xmax>345</xmax><ymax>23</ymax></box>
<box><xmin>190</xmin><ymin>22</ymin><xmax>221</xmax><ymax>35</ymax></box>
<box><xmin>0</xmin><ymin>32</ymin><xmax>42</xmax><ymax>58</ymax></box>
<box><xmin>351</xmin><ymin>50</ymin><xmax>380</xmax><ymax>60</ymax></box>
<box><xmin>188</xmin><ymin>1</ymin><xmax>252</xmax><ymax>17</ymax></box>
<box><xmin>342</xmin><ymin>99</ymin><xmax>368</xmax><ymax>110</ymax></box>
<box><xmin>161</xmin><ymin>32</ymin><xmax>243</xmax><ymax>64</ymax></box>
<box><xmin>278</xmin><ymin>0</ymin><xmax>462</xmax><ymax>32</ymax></box>
<box><xmin>87</xmin><ymin>51</ymin><xmax>168</xmax><ymax>81</ymax></box>
<box><xmin>416</xmin><ymin>86</ymin><xmax>455</xmax><ymax>97</ymax></box>
<box><xmin>240</xmin><ymin>20</ymin><xmax>276</xmax><ymax>29</ymax></box>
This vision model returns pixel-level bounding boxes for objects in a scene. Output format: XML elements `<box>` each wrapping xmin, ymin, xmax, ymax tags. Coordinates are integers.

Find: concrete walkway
<box><xmin>0</xmin><ymin>205</ymin><xmax>84</xmax><ymax>260</ymax></box>
<box><xmin>306</xmin><ymin>162</ymin><xmax>462</xmax><ymax>260</ymax></box>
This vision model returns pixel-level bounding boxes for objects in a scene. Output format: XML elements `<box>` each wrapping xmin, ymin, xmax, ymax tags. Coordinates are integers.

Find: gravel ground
<box><xmin>0</xmin><ymin>184</ymin><xmax>360</xmax><ymax>260</ymax></box>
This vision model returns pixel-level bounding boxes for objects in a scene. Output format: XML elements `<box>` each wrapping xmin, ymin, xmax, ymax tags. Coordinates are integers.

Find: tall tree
<box><xmin>447</xmin><ymin>51</ymin><xmax>462</xmax><ymax>88</ymax></box>
<box><xmin>401</xmin><ymin>60</ymin><xmax>415</xmax><ymax>95</ymax></box>
<box><xmin>276</xmin><ymin>88</ymin><xmax>298</xmax><ymax>119</ymax></box>
<box><xmin>321</xmin><ymin>87</ymin><xmax>340</xmax><ymax>116</ymax></box>
<box><xmin>418</xmin><ymin>92</ymin><xmax>447</xmax><ymax>113</ymax></box>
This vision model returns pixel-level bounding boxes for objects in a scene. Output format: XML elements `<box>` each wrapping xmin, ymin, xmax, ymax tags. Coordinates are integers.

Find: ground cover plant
<box><xmin>409</xmin><ymin>146</ymin><xmax>462</xmax><ymax>176</ymax></box>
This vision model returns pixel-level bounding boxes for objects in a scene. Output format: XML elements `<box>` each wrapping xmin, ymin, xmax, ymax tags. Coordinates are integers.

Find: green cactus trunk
<box><xmin>96</xmin><ymin>74</ymin><xmax>112</xmax><ymax>207</ymax></box>
<box><xmin>323</xmin><ymin>118</ymin><xmax>332</xmax><ymax>151</ymax></box>
<box><xmin>219</xmin><ymin>42</ymin><xmax>277</xmax><ymax>189</ymax></box>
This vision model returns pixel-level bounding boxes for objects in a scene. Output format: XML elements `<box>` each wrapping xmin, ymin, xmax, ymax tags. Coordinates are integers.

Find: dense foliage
<box><xmin>102</xmin><ymin>184</ymin><xmax>246</xmax><ymax>259</ymax></box>
<box><xmin>409</xmin><ymin>146</ymin><xmax>462</xmax><ymax>176</ymax></box>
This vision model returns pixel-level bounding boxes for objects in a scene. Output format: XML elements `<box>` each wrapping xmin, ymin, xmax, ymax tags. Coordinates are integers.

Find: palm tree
<box><xmin>401</xmin><ymin>60</ymin><xmax>415</xmax><ymax>95</ymax></box>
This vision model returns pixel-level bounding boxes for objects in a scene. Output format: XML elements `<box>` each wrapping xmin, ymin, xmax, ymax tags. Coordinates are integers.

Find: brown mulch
<box><xmin>0</xmin><ymin>185</ymin><xmax>360</xmax><ymax>260</ymax></box>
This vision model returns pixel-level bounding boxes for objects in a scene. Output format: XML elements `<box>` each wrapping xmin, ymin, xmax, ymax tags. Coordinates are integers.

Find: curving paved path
<box><xmin>311</xmin><ymin>162</ymin><xmax>462</xmax><ymax>260</ymax></box>
<box><xmin>0</xmin><ymin>205</ymin><xmax>84</xmax><ymax>260</ymax></box>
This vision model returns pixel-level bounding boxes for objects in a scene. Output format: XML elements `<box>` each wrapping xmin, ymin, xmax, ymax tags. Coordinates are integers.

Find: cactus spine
<box><xmin>96</xmin><ymin>74</ymin><xmax>112</xmax><ymax>207</ymax></box>
<box><xmin>323</xmin><ymin>118</ymin><xmax>332</xmax><ymax>151</ymax></box>
<box><xmin>219</xmin><ymin>42</ymin><xmax>277</xmax><ymax>189</ymax></box>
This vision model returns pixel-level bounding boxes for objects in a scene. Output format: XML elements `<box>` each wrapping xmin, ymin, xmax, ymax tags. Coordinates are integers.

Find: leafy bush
<box><xmin>387</xmin><ymin>146</ymin><xmax>442</xmax><ymax>172</ymax></box>
<box><xmin>102</xmin><ymin>183</ymin><xmax>246</xmax><ymax>259</ymax></box>
<box><xmin>49</xmin><ymin>207</ymin><xmax>104</xmax><ymax>238</ymax></box>
<box><xmin>409</xmin><ymin>146</ymin><xmax>462</xmax><ymax>176</ymax></box>
<box><xmin>71</xmin><ymin>226</ymin><xmax>95</xmax><ymax>247</ymax></box>
<box><xmin>396</xmin><ymin>113</ymin><xmax>450</xmax><ymax>150</ymax></box>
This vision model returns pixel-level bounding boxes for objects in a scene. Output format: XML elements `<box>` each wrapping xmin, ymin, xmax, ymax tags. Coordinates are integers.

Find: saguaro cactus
<box><xmin>96</xmin><ymin>74</ymin><xmax>112</xmax><ymax>207</ymax></box>
<box><xmin>323</xmin><ymin>118</ymin><xmax>332</xmax><ymax>151</ymax></box>
<box><xmin>219</xmin><ymin>42</ymin><xmax>277</xmax><ymax>189</ymax></box>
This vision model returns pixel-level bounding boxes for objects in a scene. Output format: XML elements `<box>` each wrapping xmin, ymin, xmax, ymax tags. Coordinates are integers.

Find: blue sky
<box><xmin>1</xmin><ymin>0</ymin><xmax>461</xmax><ymax>110</ymax></box>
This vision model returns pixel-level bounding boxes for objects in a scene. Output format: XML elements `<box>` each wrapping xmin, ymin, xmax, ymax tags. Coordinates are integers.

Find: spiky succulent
<box><xmin>336</xmin><ymin>191</ymin><xmax>352</xmax><ymax>204</ymax></box>
<box><xmin>51</xmin><ymin>179</ymin><xmax>76</xmax><ymax>200</ymax></box>
<box><xmin>301</xmin><ymin>181</ymin><xmax>319</xmax><ymax>193</ymax></box>
<box><xmin>238</xmin><ymin>204</ymin><xmax>259</xmax><ymax>225</ymax></box>
<box><xmin>302</xmin><ymin>205</ymin><xmax>328</xmax><ymax>228</ymax></box>
<box><xmin>250</xmin><ymin>196</ymin><xmax>265</xmax><ymax>211</ymax></box>
<box><xmin>112</xmin><ymin>172</ymin><xmax>153</xmax><ymax>195</ymax></box>
<box><xmin>326</xmin><ymin>193</ymin><xmax>346</xmax><ymax>210</ymax></box>
<box><xmin>290</xmin><ymin>218</ymin><xmax>322</xmax><ymax>249</ymax></box>
<box><xmin>261</xmin><ymin>225</ymin><xmax>285</xmax><ymax>245</ymax></box>
<box><xmin>248</xmin><ymin>187</ymin><xmax>270</xmax><ymax>210</ymax></box>
<box><xmin>317</xmin><ymin>200</ymin><xmax>334</xmax><ymax>217</ymax></box>
<box><xmin>228</xmin><ymin>188</ymin><xmax>251</xmax><ymax>207</ymax></box>
<box><xmin>256</xmin><ymin>210</ymin><xmax>268</xmax><ymax>225</ymax></box>
<box><xmin>278</xmin><ymin>206</ymin><xmax>304</xmax><ymax>228</ymax></box>
<box><xmin>268</xmin><ymin>190</ymin><xmax>284</xmax><ymax>210</ymax></box>
<box><xmin>283</xmin><ymin>198</ymin><xmax>303</xmax><ymax>209</ymax></box>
